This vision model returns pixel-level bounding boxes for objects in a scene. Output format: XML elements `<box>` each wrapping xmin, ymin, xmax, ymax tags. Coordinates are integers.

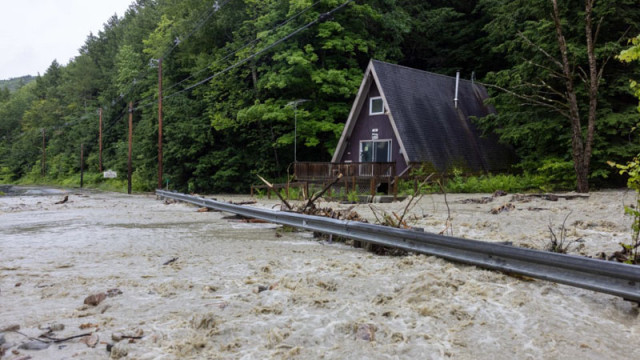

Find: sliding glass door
<box><xmin>359</xmin><ymin>140</ymin><xmax>391</xmax><ymax>176</ymax></box>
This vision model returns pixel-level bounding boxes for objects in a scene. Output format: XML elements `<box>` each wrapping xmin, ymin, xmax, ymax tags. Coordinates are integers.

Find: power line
<box><xmin>135</xmin><ymin>0</ymin><xmax>352</xmax><ymax>110</ymax></box>
<box><xmin>161</xmin><ymin>0</ymin><xmax>233</xmax><ymax>60</ymax></box>
<box><xmin>135</xmin><ymin>0</ymin><xmax>324</xmax><ymax>107</ymax></box>
<box><xmin>127</xmin><ymin>0</ymin><xmax>236</xmax><ymax>108</ymax></box>
<box><xmin>160</xmin><ymin>0</ymin><xmax>324</xmax><ymax>96</ymax></box>
<box><xmin>94</xmin><ymin>1</ymin><xmax>232</xmax><ymax>114</ymax></box>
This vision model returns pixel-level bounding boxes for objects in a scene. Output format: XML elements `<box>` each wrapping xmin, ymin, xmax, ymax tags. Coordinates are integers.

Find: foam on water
<box><xmin>0</xmin><ymin>189</ymin><xmax>638</xmax><ymax>359</ymax></box>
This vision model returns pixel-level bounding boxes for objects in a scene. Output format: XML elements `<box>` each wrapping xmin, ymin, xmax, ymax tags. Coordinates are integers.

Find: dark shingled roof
<box><xmin>372</xmin><ymin>60</ymin><xmax>513</xmax><ymax>172</ymax></box>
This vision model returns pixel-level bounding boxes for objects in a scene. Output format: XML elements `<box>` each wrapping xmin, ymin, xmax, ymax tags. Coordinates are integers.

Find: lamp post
<box><xmin>286</xmin><ymin>99</ymin><xmax>309</xmax><ymax>163</ymax></box>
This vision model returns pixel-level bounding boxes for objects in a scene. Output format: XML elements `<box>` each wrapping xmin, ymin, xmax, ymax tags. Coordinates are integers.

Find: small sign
<box><xmin>103</xmin><ymin>170</ymin><xmax>117</xmax><ymax>179</ymax></box>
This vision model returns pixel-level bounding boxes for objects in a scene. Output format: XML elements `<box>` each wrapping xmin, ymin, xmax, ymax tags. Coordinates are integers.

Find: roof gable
<box><xmin>333</xmin><ymin>60</ymin><xmax>512</xmax><ymax>172</ymax></box>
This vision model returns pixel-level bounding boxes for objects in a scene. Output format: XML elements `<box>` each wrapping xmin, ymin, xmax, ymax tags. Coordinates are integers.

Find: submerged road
<box><xmin>1</xmin><ymin>187</ymin><xmax>639</xmax><ymax>359</ymax></box>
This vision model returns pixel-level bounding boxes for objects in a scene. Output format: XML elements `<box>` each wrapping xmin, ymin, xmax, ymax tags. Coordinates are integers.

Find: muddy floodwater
<box><xmin>1</xmin><ymin>186</ymin><xmax>639</xmax><ymax>359</ymax></box>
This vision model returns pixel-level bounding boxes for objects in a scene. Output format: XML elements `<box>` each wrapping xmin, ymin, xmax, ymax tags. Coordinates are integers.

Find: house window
<box><xmin>360</xmin><ymin>139</ymin><xmax>391</xmax><ymax>162</ymax></box>
<box><xmin>369</xmin><ymin>97</ymin><xmax>384</xmax><ymax>115</ymax></box>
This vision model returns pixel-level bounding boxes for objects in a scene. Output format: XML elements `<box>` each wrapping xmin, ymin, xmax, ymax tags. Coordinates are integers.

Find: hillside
<box><xmin>0</xmin><ymin>1</ymin><xmax>638</xmax><ymax>193</ymax></box>
<box><xmin>0</xmin><ymin>75</ymin><xmax>35</xmax><ymax>92</ymax></box>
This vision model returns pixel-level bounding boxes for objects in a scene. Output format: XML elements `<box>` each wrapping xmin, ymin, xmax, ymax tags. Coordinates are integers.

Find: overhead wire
<box><xmin>127</xmin><ymin>0</ymin><xmax>236</xmax><ymax>108</ymax></box>
<box><xmin>8</xmin><ymin>0</ymin><xmax>353</xmax><ymax>171</ymax></box>
<box><xmin>160</xmin><ymin>0</ymin><xmax>233</xmax><ymax>61</ymax></box>
<box><xmin>92</xmin><ymin>0</ymin><xmax>234</xmax><ymax>130</ymax></box>
<box><xmin>159</xmin><ymin>0</ymin><xmax>324</xmax><ymax>96</ymax></box>
<box><xmin>134</xmin><ymin>0</ymin><xmax>353</xmax><ymax>110</ymax></box>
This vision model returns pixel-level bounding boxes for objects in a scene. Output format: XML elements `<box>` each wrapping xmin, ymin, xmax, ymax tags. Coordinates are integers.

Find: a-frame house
<box><xmin>294</xmin><ymin>60</ymin><xmax>513</xmax><ymax>186</ymax></box>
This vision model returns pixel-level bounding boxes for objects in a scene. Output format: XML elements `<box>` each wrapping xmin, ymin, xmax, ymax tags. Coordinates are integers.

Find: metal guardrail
<box><xmin>156</xmin><ymin>190</ymin><xmax>640</xmax><ymax>302</ymax></box>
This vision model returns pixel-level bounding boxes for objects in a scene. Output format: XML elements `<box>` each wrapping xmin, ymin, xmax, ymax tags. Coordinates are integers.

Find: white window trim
<box><xmin>369</xmin><ymin>96</ymin><xmax>384</xmax><ymax>115</ymax></box>
<box><xmin>359</xmin><ymin>139</ymin><xmax>392</xmax><ymax>162</ymax></box>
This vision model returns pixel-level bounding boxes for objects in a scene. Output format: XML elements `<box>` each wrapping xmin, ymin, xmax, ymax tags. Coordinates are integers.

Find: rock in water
<box><xmin>84</xmin><ymin>293</ymin><xmax>107</xmax><ymax>306</ymax></box>
<box><xmin>0</xmin><ymin>324</ymin><xmax>20</xmax><ymax>332</ymax></box>
<box><xmin>81</xmin><ymin>333</ymin><xmax>99</xmax><ymax>348</ymax></box>
<box><xmin>356</xmin><ymin>323</ymin><xmax>376</xmax><ymax>341</ymax></box>
<box><xmin>109</xmin><ymin>342</ymin><xmax>128</xmax><ymax>359</ymax></box>
<box><xmin>48</xmin><ymin>323</ymin><xmax>65</xmax><ymax>332</ymax></box>
<box><xmin>19</xmin><ymin>340</ymin><xmax>50</xmax><ymax>350</ymax></box>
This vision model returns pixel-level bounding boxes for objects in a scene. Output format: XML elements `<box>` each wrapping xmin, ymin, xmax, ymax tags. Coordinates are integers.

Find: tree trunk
<box><xmin>551</xmin><ymin>0</ymin><xmax>599</xmax><ymax>193</ymax></box>
<box><xmin>582</xmin><ymin>0</ymin><xmax>599</xmax><ymax>193</ymax></box>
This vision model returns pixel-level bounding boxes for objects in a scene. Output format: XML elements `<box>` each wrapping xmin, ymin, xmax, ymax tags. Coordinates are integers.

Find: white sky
<box><xmin>0</xmin><ymin>0</ymin><xmax>134</xmax><ymax>80</ymax></box>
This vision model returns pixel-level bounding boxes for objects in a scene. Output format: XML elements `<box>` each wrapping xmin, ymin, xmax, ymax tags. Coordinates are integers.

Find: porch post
<box><xmin>370</xmin><ymin>177</ymin><xmax>376</xmax><ymax>196</ymax></box>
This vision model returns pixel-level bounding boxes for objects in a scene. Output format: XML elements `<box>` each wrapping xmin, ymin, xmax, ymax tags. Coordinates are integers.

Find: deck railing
<box><xmin>294</xmin><ymin>162</ymin><xmax>395</xmax><ymax>181</ymax></box>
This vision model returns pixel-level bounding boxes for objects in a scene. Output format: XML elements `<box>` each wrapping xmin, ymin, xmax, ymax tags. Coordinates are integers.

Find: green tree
<box><xmin>478</xmin><ymin>0</ymin><xmax>640</xmax><ymax>192</ymax></box>
<box><xmin>618</xmin><ymin>34</ymin><xmax>640</xmax><ymax>109</ymax></box>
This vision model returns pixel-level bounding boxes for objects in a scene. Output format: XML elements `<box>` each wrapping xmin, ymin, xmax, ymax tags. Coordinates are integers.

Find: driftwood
<box><xmin>10</xmin><ymin>329</ymin><xmax>92</xmax><ymax>345</ymax></box>
<box><xmin>369</xmin><ymin>173</ymin><xmax>434</xmax><ymax>229</ymax></box>
<box><xmin>513</xmin><ymin>193</ymin><xmax>589</xmax><ymax>202</ymax></box>
<box><xmin>40</xmin><ymin>333</ymin><xmax>93</xmax><ymax>343</ymax></box>
<box><xmin>162</xmin><ymin>257</ymin><xmax>178</xmax><ymax>265</ymax></box>
<box><xmin>600</xmin><ymin>242</ymin><xmax>640</xmax><ymax>264</ymax></box>
<box><xmin>490</xmin><ymin>203</ymin><xmax>516</xmax><ymax>214</ymax></box>
<box><xmin>257</xmin><ymin>175</ymin><xmax>293</xmax><ymax>210</ymax></box>
<box><xmin>301</xmin><ymin>173</ymin><xmax>343</xmax><ymax>213</ymax></box>
<box><xmin>55</xmin><ymin>195</ymin><xmax>69</xmax><ymax>205</ymax></box>
<box><xmin>231</xmin><ymin>200</ymin><xmax>257</xmax><ymax>205</ymax></box>
<box><xmin>398</xmin><ymin>174</ymin><xmax>433</xmax><ymax>226</ymax></box>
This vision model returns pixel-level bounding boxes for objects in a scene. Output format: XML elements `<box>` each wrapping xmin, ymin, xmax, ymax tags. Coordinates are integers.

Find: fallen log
<box><xmin>55</xmin><ymin>195</ymin><xmax>69</xmax><ymax>205</ymax></box>
<box><xmin>527</xmin><ymin>193</ymin><xmax>590</xmax><ymax>201</ymax></box>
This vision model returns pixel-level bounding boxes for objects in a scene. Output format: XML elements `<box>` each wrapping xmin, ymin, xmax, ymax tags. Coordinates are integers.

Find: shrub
<box><xmin>609</xmin><ymin>157</ymin><xmax>640</xmax><ymax>264</ymax></box>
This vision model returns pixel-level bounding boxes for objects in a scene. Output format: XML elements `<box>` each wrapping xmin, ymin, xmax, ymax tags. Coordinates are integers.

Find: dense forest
<box><xmin>0</xmin><ymin>0</ymin><xmax>639</xmax><ymax>193</ymax></box>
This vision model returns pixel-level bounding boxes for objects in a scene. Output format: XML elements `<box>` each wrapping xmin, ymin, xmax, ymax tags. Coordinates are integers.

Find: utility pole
<box><xmin>286</xmin><ymin>99</ymin><xmax>309</xmax><ymax>163</ymax></box>
<box><xmin>80</xmin><ymin>144</ymin><xmax>84</xmax><ymax>188</ymax></box>
<box><xmin>128</xmin><ymin>102</ymin><xmax>133</xmax><ymax>195</ymax></box>
<box><xmin>98</xmin><ymin>107</ymin><xmax>103</xmax><ymax>173</ymax></box>
<box><xmin>41</xmin><ymin>128</ymin><xmax>46</xmax><ymax>177</ymax></box>
<box><xmin>157</xmin><ymin>58</ymin><xmax>163</xmax><ymax>190</ymax></box>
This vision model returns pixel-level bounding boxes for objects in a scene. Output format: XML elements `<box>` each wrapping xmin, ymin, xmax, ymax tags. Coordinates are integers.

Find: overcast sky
<box><xmin>0</xmin><ymin>0</ymin><xmax>134</xmax><ymax>80</ymax></box>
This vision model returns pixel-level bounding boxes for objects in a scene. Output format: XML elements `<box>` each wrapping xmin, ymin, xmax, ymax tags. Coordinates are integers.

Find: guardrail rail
<box><xmin>156</xmin><ymin>189</ymin><xmax>640</xmax><ymax>302</ymax></box>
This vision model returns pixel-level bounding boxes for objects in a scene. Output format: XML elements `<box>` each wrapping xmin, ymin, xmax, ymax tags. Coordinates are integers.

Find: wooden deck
<box><xmin>250</xmin><ymin>162</ymin><xmax>401</xmax><ymax>199</ymax></box>
<box><xmin>294</xmin><ymin>162</ymin><xmax>395</xmax><ymax>181</ymax></box>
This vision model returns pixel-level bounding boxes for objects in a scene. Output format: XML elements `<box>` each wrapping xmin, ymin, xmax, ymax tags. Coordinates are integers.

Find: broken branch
<box><xmin>301</xmin><ymin>173</ymin><xmax>343</xmax><ymax>213</ymax></box>
<box><xmin>257</xmin><ymin>175</ymin><xmax>293</xmax><ymax>210</ymax></box>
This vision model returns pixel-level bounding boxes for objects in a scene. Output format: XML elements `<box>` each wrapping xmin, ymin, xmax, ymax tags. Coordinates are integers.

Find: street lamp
<box><xmin>286</xmin><ymin>99</ymin><xmax>309</xmax><ymax>163</ymax></box>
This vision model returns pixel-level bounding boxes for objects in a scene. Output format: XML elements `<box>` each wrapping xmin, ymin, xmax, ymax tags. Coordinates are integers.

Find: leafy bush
<box><xmin>609</xmin><ymin>158</ymin><xmax>640</xmax><ymax>264</ymax></box>
<box><xmin>443</xmin><ymin>172</ymin><xmax>549</xmax><ymax>193</ymax></box>
<box><xmin>347</xmin><ymin>191</ymin><xmax>359</xmax><ymax>203</ymax></box>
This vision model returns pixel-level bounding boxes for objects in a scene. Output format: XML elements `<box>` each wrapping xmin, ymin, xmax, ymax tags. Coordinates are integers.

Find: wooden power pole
<box><xmin>128</xmin><ymin>102</ymin><xmax>133</xmax><ymax>195</ymax></box>
<box><xmin>80</xmin><ymin>144</ymin><xmax>84</xmax><ymax>188</ymax></box>
<box><xmin>98</xmin><ymin>107</ymin><xmax>103</xmax><ymax>173</ymax></box>
<box><xmin>41</xmin><ymin>128</ymin><xmax>46</xmax><ymax>177</ymax></box>
<box><xmin>158</xmin><ymin>58</ymin><xmax>164</xmax><ymax>190</ymax></box>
